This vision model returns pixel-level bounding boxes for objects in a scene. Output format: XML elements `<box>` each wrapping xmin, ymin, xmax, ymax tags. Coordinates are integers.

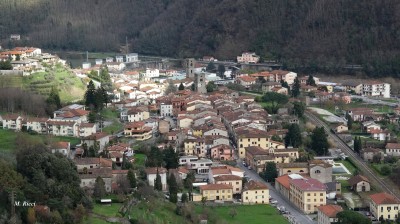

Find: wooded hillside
<box><xmin>1</xmin><ymin>0</ymin><xmax>400</xmax><ymax>76</ymax></box>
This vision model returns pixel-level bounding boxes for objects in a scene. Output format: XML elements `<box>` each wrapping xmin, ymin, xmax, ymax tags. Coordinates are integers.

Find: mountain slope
<box><xmin>1</xmin><ymin>0</ymin><xmax>400</xmax><ymax>76</ymax></box>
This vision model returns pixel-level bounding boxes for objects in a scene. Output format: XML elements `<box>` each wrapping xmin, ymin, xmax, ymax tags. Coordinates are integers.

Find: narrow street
<box><xmin>236</xmin><ymin>160</ymin><xmax>315</xmax><ymax>224</ymax></box>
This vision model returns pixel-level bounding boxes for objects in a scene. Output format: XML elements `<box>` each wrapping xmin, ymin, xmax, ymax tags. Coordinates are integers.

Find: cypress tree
<box><xmin>154</xmin><ymin>169</ymin><xmax>162</xmax><ymax>191</ymax></box>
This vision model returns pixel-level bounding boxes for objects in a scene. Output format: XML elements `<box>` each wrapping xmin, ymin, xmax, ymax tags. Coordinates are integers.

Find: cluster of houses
<box><xmin>0</xmin><ymin>47</ymin><xmax>66</xmax><ymax>75</ymax></box>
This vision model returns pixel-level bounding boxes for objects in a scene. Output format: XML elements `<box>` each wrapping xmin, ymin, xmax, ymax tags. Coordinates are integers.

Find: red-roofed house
<box><xmin>51</xmin><ymin>141</ymin><xmax>71</xmax><ymax>157</ymax></box>
<box><xmin>370</xmin><ymin>192</ymin><xmax>400</xmax><ymax>221</ymax></box>
<box><xmin>317</xmin><ymin>205</ymin><xmax>343</xmax><ymax>224</ymax></box>
<box><xmin>26</xmin><ymin>117</ymin><xmax>49</xmax><ymax>134</ymax></box>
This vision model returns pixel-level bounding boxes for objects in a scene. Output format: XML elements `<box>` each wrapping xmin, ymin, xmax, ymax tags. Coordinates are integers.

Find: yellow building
<box><xmin>214</xmin><ymin>175</ymin><xmax>242</xmax><ymax>194</ymax></box>
<box><xmin>242</xmin><ymin>180</ymin><xmax>269</xmax><ymax>204</ymax></box>
<box><xmin>236</xmin><ymin>128</ymin><xmax>270</xmax><ymax>159</ymax></box>
<box><xmin>183</xmin><ymin>138</ymin><xmax>206</xmax><ymax>157</ymax></box>
<box><xmin>370</xmin><ymin>192</ymin><xmax>400</xmax><ymax>221</ymax></box>
<box><xmin>317</xmin><ymin>205</ymin><xmax>343</xmax><ymax>224</ymax></box>
<box><xmin>245</xmin><ymin>146</ymin><xmax>298</xmax><ymax>173</ymax></box>
<box><xmin>289</xmin><ymin>177</ymin><xmax>326</xmax><ymax>214</ymax></box>
<box><xmin>199</xmin><ymin>184</ymin><xmax>233</xmax><ymax>201</ymax></box>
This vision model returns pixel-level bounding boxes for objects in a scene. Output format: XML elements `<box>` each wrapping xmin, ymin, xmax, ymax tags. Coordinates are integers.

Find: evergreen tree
<box><xmin>154</xmin><ymin>169</ymin><xmax>162</xmax><ymax>191</ymax></box>
<box><xmin>93</xmin><ymin>176</ymin><xmax>106</xmax><ymax>199</ymax></box>
<box><xmin>181</xmin><ymin>192</ymin><xmax>188</xmax><ymax>203</ymax></box>
<box><xmin>264</xmin><ymin>162</ymin><xmax>277</xmax><ymax>182</ymax></box>
<box><xmin>306</xmin><ymin>75</ymin><xmax>316</xmax><ymax>86</ymax></box>
<box><xmin>163</xmin><ymin>146</ymin><xmax>179</xmax><ymax>170</ymax></box>
<box><xmin>292</xmin><ymin>77</ymin><xmax>301</xmax><ymax>97</ymax></box>
<box><xmin>206</xmin><ymin>62</ymin><xmax>216</xmax><ymax>72</ymax></box>
<box><xmin>293</xmin><ymin>101</ymin><xmax>305</xmax><ymax>117</ymax></box>
<box><xmin>146</xmin><ymin>146</ymin><xmax>164</xmax><ymax>167</ymax></box>
<box><xmin>178</xmin><ymin>82</ymin><xmax>185</xmax><ymax>90</ymax></box>
<box><xmin>206</xmin><ymin>81</ymin><xmax>217</xmax><ymax>92</ymax></box>
<box><xmin>168</xmin><ymin>174</ymin><xmax>178</xmax><ymax>203</ymax></box>
<box><xmin>47</xmin><ymin>87</ymin><xmax>62</xmax><ymax>109</ymax></box>
<box><xmin>85</xmin><ymin>80</ymin><xmax>96</xmax><ymax>108</ymax></box>
<box><xmin>16</xmin><ymin>54</ymin><xmax>20</xmax><ymax>61</ymax></box>
<box><xmin>346</xmin><ymin>112</ymin><xmax>353</xmax><ymax>129</ymax></box>
<box><xmin>127</xmin><ymin>169</ymin><xmax>137</xmax><ymax>189</ymax></box>
<box><xmin>284</xmin><ymin>124</ymin><xmax>302</xmax><ymax>147</ymax></box>
<box><xmin>336</xmin><ymin>210</ymin><xmax>372</xmax><ymax>224</ymax></box>
<box><xmin>0</xmin><ymin>60</ymin><xmax>12</xmax><ymax>70</ymax></box>
<box><xmin>217</xmin><ymin>64</ymin><xmax>225</xmax><ymax>78</ymax></box>
<box><xmin>88</xmin><ymin>111</ymin><xmax>96</xmax><ymax>123</ymax></box>
<box><xmin>311</xmin><ymin>127</ymin><xmax>329</xmax><ymax>156</ymax></box>
<box><xmin>122</xmin><ymin>154</ymin><xmax>132</xmax><ymax>169</ymax></box>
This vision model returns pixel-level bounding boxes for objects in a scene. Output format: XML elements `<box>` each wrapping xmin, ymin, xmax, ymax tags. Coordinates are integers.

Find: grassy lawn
<box><xmin>338</xmin><ymin>180</ymin><xmax>350</xmax><ymax>193</ymax></box>
<box><xmin>195</xmin><ymin>204</ymin><xmax>289</xmax><ymax>224</ymax></box>
<box><xmin>92</xmin><ymin>203</ymin><xmax>122</xmax><ymax>217</ymax></box>
<box><xmin>83</xmin><ymin>216</ymin><xmax>111</xmax><ymax>224</ymax></box>
<box><xmin>134</xmin><ymin>154</ymin><xmax>146</xmax><ymax>166</ymax></box>
<box><xmin>101</xmin><ymin>109</ymin><xmax>123</xmax><ymax>135</ymax></box>
<box><xmin>370</xmin><ymin>163</ymin><xmax>392</xmax><ymax>176</ymax></box>
<box><xmin>341</xmin><ymin>159</ymin><xmax>358</xmax><ymax>174</ymax></box>
<box><xmin>129</xmin><ymin>199</ymin><xmax>186</xmax><ymax>224</ymax></box>
<box><xmin>0</xmin><ymin>129</ymin><xmax>18</xmax><ymax>152</ymax></box>
<box><xmin>103</xmin><ymin>122</ymin><xmax>123</xmax><ymax>135</ymax></box>
<box><xmin>51</xmin><ymin>136</ymin><xmax>81</xmax><ymax>146</ymax></box>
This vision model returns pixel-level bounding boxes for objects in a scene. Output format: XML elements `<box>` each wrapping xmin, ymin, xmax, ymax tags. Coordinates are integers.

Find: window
<box><xmin>395</xmin><ymin>207</ymin><xmax>398</xmax><ymax>210</ymax></box>
<box><xmin>307</xmin><ymin>193</ymin><xmax>310</xmax><ymax>196</ymax></box>
<box><xmin>315</xmin><ymin>170</ymin><xmax>321</xmax><ymax>174</ymax></box>
<box><xmin>256</xmin><ymin>191</ymin><xmax>257</xmax><ymax>194</ymax></box>
<box><xmin>320</xmin><ymin>193</ymin><xmax>323</xmax><ymax>196</ymax></box>
<box><xmin>320</xmin><ymin>199</ymin><xmax>323</xmax><ymax>202</ymax></box>
<box><xmin>246</xmin><ymin>197</ymin><xmax>248</xmax><ymax>200</ymax></box>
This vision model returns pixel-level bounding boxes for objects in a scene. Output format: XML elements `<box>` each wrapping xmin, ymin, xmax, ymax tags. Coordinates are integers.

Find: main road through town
<box><xmin>236</xmin><ymin>160</ymin><xmax>315</xmax><ymax>224</ymax></box>
<box><xmin>305</xmin><ymin>110</ymin><xmax>400</xmax><ymax>200</ymax></box>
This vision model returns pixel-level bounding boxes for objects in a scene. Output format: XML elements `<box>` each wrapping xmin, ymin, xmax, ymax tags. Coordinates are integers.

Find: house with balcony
<box><xmin>78</xmin><ymin>123</ymin><xmax>96</xmax><ymax>137</ymax></box>
<box><xmin>81</xmin><ymin>132</ymin><xmax>111</xmax><ymax>152</ymax></box>
<box><xmin>1</xmin><ymin>114</ymin><xmax>24</xmax><ymax>130</ymax></box>
<box><xmin>124</xmin><ymin>121</ymin><xmax>153</xmax><ymax>141</ymax></box>
<box><xmin>51</xmin><ymin>141</ymin><xmax>71</xmax><ymax>157</ymax></box>
<box><xmin>361</xmin><ymin>81</ymin><xmax>390</xmax><ymax>98</ymax></box>
<box><xmin>47</xmin><ymin>120</ymin><xmax>78</xmax><ymax>137</ymax></box>
<box><xmin>237</xmin><ymin>52</ymin><xmax>260</xmax><ymax>64</ymax></box>
<box><xmin>25</xmin><ymin>117</ymin><xmax>49</xmax><ymax>134</ymax></box>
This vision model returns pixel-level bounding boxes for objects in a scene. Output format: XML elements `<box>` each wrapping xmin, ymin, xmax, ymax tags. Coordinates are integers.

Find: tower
<box><xmin>195</xmin><ymin>73</ymin><xmax>207</xmax><ymax>94</ymax></box>
<box><xmin>185</xmin><ymin>58</ymin><xmax>195</xmax><ymax>78</ymax></box>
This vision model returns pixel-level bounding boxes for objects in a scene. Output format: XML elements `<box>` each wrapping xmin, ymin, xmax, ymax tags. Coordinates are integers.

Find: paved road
<box><xmin>305</xmin><ymin>110</ymin><xmax>400</xmax><ymax>200</ymax></box>
<box><xmin>236</xmin><ymin>160</ymin><xmax>315</xmax><ymax>224</ymax></box>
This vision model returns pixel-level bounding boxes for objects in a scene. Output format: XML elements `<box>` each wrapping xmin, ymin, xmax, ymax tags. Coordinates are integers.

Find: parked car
<box><xmin>270</xmin><ymin>200</ymin><xmax>278</xmax><ymax>204</ymax></box>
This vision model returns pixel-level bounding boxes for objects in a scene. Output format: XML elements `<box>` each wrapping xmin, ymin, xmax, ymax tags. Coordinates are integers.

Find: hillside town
<box><xmin>1</xmin><ymin>47</ymin><xmax>400</xmax><ymax>224</ymax></box>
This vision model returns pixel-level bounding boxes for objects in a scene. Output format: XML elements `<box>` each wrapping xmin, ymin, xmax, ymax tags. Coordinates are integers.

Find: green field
<box><xmin>340</xmin><ymin>159</ymin><xmax>358</xmax><ymax>174</ymax></box>
<box><xmin>195</xmin><ymin>204</ymin><xmax>289</xmax><ymax>224</ymax></box>
<box><xmin>83</xmin><ymin>216</ymin><xmax>111</xmax><ymax>224</ymax></box>
<box><xmin>0</xmin><ymin>129</ymin><xmax>80</xmax><ymax>152</ymax></box>
<box><xmin>0</xmin><ymin>63</ymin><xmax>86</xmax><ymax>103</ymax></box>
<box><xmin>134</xmin><ymin>154</ymin><xmax>146</xmax><ymax>166</ymax></box>
<box><xmin>101</xmin><ymin>109</ymin><xmax>123</xmax><ymax>135</ymax></box>
<box><xmin>338</xmin><ymin>180</ymin><xmax>350</xmax><ymax>193</ymax></box>
<box><xmin>129</xmin><ymin>199</ymin><xmax>187</xmax><ymax>224</ymax></box>
<box><xmin>92</xmin><ymin>203</ymin><xmax>123</xmax><ymax>217</ymax></box>
<box><xmin>0</xmin><ymin>129</ymin><xmax>18</xmax><ymax>152</ymax></box>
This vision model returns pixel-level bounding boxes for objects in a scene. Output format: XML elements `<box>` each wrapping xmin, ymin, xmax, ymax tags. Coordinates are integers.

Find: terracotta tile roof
<box><xmin>145</xmin><ymin>167</ymin><xmax>167</xmax><ymax>175</ymax></box>
<box><xmin>214</xmin><ymin>175</ymin><xmax>242</xmax><ymax>182</ymax></box>
<box><xmin>79</xmin><ymin>123</ymin><xmax>95</xmax><ymax>128</ymax></box>
<box><xmin>370</xmin><ymin>192</ymin><xmax>400</xmax><ymax>205</ymax></box>
<box><xmin>83</xmin><ymin>132</ymin><xmax>109</xmax><ymax>140</ymax></box>
<box><xmin>80</xmin><ymin>167</ymin><xmax>112</xmax><ymax>178</ymax></box>
<box><xmin>1</xmin><ymin>114</ymin><xmax>21</xmax><ymax>120</ymax></box>
<box><xmin>238</xmin><ymin>76</ymin><xmax>256</xmax><ymax>82</ymax></box>
<box><xmin>317</xmin><ymin>205</ymin><xmax>343</xmax><ymax>218</ymax></box>
<box><xmin>200</xmin><ymin>184</ymin><xmax>233</xmax><ymax>191</ymax></box>
<box><xmin>52</xmin><ymin>141</ymin><xmax>69</xmax><ymax>149</ymax></box>
<box><xmin>386</xmin><ymin>143</ymin><xmax>400</xmax><ymax>149</ymax></box>
<box><xmin>243</xmin><ymin>180</ymin><xmax>268</xmax><ymax>191</ymax></box>
<box><xmin>348</xmin><ymin>175</ymin><xmax>370</xmax><ymax>186</ymax></box>
<box><xmin>290</xmin><ymin>178</ymin><xmax>326</xmax><ymax>191</ymax></box>
<box><xmin>26</xmin><ymin>117</ymin><xmax>49</xmax><ymax>122</ymax></box>
<box><xmin>275</xmin><ymin>175</ymin><xmax>290</xmax><ymax>189</ymax></box>
<box><xmin>47</xmin><ymin>120</ymin><xmax>76</xmax><ymax>126</ymax></box>
<box><xmin>277</xmin><ymin>163</ymin><xmax>308</xmax><ymax>169</ymax></box>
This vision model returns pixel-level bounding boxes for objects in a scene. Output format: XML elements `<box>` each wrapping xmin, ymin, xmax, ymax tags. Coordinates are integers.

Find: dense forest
<box><xmin>1</xmin><ymin>0</ymin><xmax>400</xmax><ymax>76</ymax></box>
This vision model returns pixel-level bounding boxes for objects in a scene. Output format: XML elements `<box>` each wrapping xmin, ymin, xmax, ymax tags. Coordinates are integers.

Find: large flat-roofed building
<box><xmin>290</xmin><ymin>177</ymin><xmax>327</xmax><ymax>214</ymax></box>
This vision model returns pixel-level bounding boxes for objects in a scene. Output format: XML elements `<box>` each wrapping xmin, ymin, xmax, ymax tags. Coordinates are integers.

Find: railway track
<box><xmin>305</xmin><ymin>111</ymin><xmax>400</xmax><ymax>200</ymax></box>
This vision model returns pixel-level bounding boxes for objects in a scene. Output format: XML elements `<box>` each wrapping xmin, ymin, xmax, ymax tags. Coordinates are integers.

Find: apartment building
<box><xmin>214</xmin><ymin>175</ymin><xmax>242</xmax><ymax>194</ymax></box>
<box><xmin>370</xmin><ymin>192</ymin><xmax>400</xmax><ymax>221</ymax></box>
<box><xmin>289</xmin><ymin>177</ymin><xmax>327</xmax><ymax>214</ymax></box>
<box><xmin>242</xmin><ymin>180</ymin><xmax>269</xmax><ymax>204</ymax></box>
<box><xmin>199</xmin><ymin>184</ymin><xmax>233</xmax><ymax>201</ymax></box>
<box><xmin>362</xmin><ymin>81</ymin><xmax>390</xmax><ymax>98</ymax></box>
<box><xmin>317</xmin><ymin>205</ymin><xmax>343</xmax><ymax>224</ymax></box>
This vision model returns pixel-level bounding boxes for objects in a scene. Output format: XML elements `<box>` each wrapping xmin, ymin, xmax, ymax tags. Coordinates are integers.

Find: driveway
<box><xmin>237</xmin><ymin>160</ymin><xmax>315</xmax><ymax>224</ymax></box>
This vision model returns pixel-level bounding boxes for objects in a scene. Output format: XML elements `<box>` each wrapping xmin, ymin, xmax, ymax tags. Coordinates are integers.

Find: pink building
<box><xmin>210</xmin><ymin>144</ymin><xmax>233</xmax><ymax>161</ymax></box>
